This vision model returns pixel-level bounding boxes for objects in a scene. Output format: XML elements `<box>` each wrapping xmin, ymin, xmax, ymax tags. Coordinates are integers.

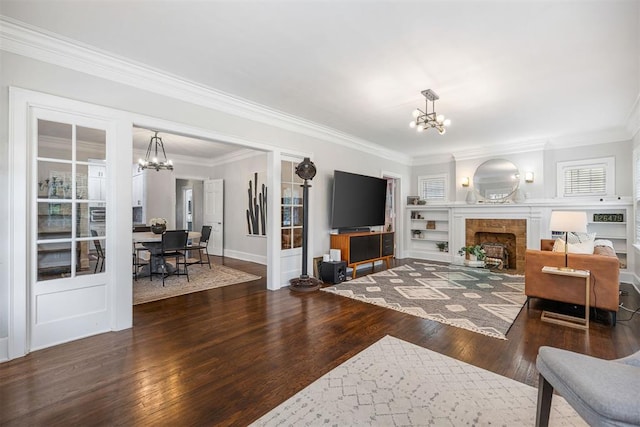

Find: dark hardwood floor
<box><xmin>2</xmin><ymin>257</ymin><xmax>639</xmax><ymax>426</ymax></box>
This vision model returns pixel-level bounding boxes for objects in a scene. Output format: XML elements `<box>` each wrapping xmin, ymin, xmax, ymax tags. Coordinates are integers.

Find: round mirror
<box><xmin>472</xmin><ymin>159</ymin><xmax>520</xmax><ymax>201</ymax></box>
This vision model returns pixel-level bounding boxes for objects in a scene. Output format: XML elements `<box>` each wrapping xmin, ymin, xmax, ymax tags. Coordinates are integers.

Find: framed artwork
<box><xmin>246</xmin><ymin>172</ymin><xmax>267</xmax><ymax>236</ymax></box>
<box><xmin>407</xmin><ymin>196</ymin><xmax>419</xmax><ymax>205</ymax></box>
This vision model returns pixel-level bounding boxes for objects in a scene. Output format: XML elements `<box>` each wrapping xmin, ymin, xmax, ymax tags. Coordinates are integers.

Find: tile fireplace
<box><xmin>465</xmin><ymin>218</ymin><xmax>527</xmax><ymax>273</ymax></box>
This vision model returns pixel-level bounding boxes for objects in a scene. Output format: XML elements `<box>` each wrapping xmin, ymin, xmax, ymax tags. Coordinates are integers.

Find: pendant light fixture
<box><xmin>138</xmin><ymin>131</ymin><xmax>174</xmax><ymax>171</ymax></box>
<box><xmin>410</xmin><ymin>89</ymin><xmax>451</xmax><ymax>135</ymax></box>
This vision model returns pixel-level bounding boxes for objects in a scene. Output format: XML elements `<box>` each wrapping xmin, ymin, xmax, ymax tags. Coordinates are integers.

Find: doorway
<box><xmin>383</xmin><ymin>172</ymin><xmax>402</xmax><ymax>258</ymax></box>
<box><xmin>176</xmin><ymin>179</ymin><xmax>204</xmax><ymax>232</ymax></box>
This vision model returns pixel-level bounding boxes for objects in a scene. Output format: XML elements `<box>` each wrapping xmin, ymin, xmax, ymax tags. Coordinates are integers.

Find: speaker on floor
<box><xmin>320</xmin><ymin>261</ymin><xmax>347</xmax><ymax>284</ymax></box>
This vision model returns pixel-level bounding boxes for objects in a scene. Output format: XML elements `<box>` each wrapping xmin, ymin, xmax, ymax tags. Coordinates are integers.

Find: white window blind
<box><xmin>557</xmin><ymin>157</ymin><xmax>614</xmax><ymax>198</ymax></box>
<box><xmin>418</xmin><ymin>174</ymin><xmax>447</xmax><ymax>201</ymax></box>
<box><xmin>563</xmin><ymin>166</ymin><xmax>606</xmax><ymax>195</ymax></box>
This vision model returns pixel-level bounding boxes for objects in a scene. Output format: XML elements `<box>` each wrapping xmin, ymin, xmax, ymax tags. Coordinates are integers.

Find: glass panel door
<box><xmin>36</xmin><ymin>120</ymin><xmax>107</xmax><ymax>280</ymax></box>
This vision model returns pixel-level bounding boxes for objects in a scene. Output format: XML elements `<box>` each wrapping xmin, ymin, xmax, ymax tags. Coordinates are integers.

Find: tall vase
<box><xmin>465</xmin><ymin>189</ymin><xmax>477</xmax><ymax>204</ymax></box>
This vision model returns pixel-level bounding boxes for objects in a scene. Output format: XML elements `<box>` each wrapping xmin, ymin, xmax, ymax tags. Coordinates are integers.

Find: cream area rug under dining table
<box><xmin>133</xmin><ymin>263</ymin><xmax>260</xmax><ymax>305</ymax></box>
<box><xmin>251</xmin><ymin>335</ymin><xmax>585</xmax><ymax>426</ymax></box>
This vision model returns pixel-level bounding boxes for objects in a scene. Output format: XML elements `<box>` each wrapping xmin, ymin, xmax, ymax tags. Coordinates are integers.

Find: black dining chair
<box><xmin>91</xmin><ymin>229</ymin><xmax>105</xmax><ymax>273</ymax></box>
<box><xmin>132</xmin><ymin>225</ymin><xmax>152</xmax><ymax>280</ymax></box>
<box><xmin>153</xmin><ymin>230</ymin><xmax>189</xmax><ymax>286</ymax></box>
<box><xmin>186</xmin><ymin>225</ymin><xmax>212</xmax><ymax>268</ymax></box>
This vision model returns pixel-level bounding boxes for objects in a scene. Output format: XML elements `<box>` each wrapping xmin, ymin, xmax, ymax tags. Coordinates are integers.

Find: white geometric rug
<box><xmin>251</xmin><ymin>336</ymin><xmax>586</xmax><ymax>426</ymax></box>
<box><xmin>322</xmin><ymin>262</ymin><xmax>527</xmax><ymax>340</ymax></box>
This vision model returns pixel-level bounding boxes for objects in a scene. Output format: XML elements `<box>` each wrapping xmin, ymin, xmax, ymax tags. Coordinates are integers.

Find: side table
<box><xmin>540</xmin><ymin>266</ymin><xmax>590</xmax><ymax>330</ymax></box>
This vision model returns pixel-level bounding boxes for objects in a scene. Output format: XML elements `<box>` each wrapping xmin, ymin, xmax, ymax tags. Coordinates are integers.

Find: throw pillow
<box><xmin>566</xmin><ymin>232</ymin><xmax>596</xmax><ymax>244</ymax></box>
<box><xmin>567</xmin><ymin>240</ymin><xmax>595</xmax><ymax>254</ymax></box>
<box><xmin>551</xmin><ymin>238</ymin><xmax>594</xmax><ymax>254</ymax></box>
<box><xmin>552</xmin><ymin>238</ymin><xmax>565</xmax><ymax>252</ymax></box>
<box><xmin>593</xmin><ymin>245</ymin><xmax>616</xmax><ymax>257</ymax></box>
<box><xmin>594</xmin><ymin>239</ymin><xmax>614</xmax><ymax>249</ymax></box>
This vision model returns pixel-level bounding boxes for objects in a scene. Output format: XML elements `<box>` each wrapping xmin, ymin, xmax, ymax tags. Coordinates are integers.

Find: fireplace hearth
<box><xmin>465</xmin><ymin>219</ymin><xmax>526</xmax><ymax>273</ymax></box>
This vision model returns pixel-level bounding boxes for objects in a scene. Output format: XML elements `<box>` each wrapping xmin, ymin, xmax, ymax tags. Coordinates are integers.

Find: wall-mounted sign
<box><xmin>593</xmin><ymin>213</ymin><xmax>624</xmax><ymax>222</ymax></box>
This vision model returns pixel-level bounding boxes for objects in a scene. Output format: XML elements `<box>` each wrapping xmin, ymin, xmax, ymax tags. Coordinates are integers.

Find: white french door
<box><xmin>29</xmin><ymin>109</ymin><xmax>114</xmax><ymax>350</ymax></box>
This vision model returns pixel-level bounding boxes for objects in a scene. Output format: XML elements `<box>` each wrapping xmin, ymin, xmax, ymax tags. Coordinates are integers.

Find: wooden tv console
<box><xmin>330</xmin><ymin>231</ymin><xmax>394</xmax><ymax>278</ymax></box>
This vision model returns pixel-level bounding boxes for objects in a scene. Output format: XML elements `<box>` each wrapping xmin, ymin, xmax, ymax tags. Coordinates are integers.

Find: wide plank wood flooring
<box><xmin>2</xmin><ymin>257</ymin><xmax>640</xmax><ymax>426</ymax></box>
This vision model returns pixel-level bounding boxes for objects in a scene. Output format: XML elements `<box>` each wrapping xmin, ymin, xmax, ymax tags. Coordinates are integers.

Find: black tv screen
<box><xmin>331</xmin><ymin>170</ymin><xmax>387</xmax><ymax>230</ymax></box>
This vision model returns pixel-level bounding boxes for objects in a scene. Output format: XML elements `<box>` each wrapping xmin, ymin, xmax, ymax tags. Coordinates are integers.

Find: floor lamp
<box><xmin>290</xmin><ymin>157</ymin><xmax>322</xmax><ymax>292</ymax></box>
<box><xmin>549</xmin><ymin>211</ymin><xmax>588</xmax><ymax>271</ymax></box>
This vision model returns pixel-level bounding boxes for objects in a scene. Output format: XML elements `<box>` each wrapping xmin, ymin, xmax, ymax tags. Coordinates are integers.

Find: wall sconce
<box><xmin>461</xmin><ymin>177</ymin><xmax>470</xmax><ymax>187</ymax></box>
<box><xmin>525</xmin><ymin>172</ymin><xmax>534</xmax><ymax>183</ymax></box>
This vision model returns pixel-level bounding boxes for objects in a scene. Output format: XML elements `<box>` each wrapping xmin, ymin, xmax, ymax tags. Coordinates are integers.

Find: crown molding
<box><xmin>411</xmin><ymin>153</ymin><xmax>455</xmax><ymax>166</ymax></box>
<box><xmin>0</xmin><ymin>16</ymin><xmax>411</xmax><ymax>165</ymax></box>
<box><xmin>627</xmin><ymin>91</ymin><xmax>640</xmax><ymax>139</ymax></box>
<box><xmin>544</xmin><ymin>127</ymin><xmax>632</xmax><ymax>150</ymax></box>
<box><xmin>450</xmin><ymin>139</ymin><xmax>548</xmax><ymax>162</ymax></box>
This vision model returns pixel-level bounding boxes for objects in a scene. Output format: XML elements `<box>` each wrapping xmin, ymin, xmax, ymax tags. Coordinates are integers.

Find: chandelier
<box><xmin>138</xmin><ymin>131</ymin><xmax>174</xmax><ymax>171</ymax></box>
<box><xmin>409</xmin><ymin>89</ymin><xmax>451</xmax><ymax>135</ymax></box>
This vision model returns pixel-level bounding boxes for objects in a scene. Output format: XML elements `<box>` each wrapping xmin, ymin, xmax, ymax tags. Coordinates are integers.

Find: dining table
<box><xmin>133</xmin><ymin>230</ymin><xmax>202</xmax><ymax>278</ymax></box>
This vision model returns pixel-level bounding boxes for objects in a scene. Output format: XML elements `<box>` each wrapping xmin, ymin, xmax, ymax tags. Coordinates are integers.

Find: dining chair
<box><xmin>186</xmin><ymin>225</ymin><xmax>212</xmax><ymax>268</ymax></box>
<box><xmin>91</xmin><ymin>229</ymin><xmax>105</xmax><ymax>273</ymax></box>
<box><xmin>132</xmin><ymin>225</ymin><xmax>151</xmax><ymax>280</ymax></box>
<box><xmin>154</xmin><ymin>230</ymin><xmax>189</xmax><ymax>286</ymax></box>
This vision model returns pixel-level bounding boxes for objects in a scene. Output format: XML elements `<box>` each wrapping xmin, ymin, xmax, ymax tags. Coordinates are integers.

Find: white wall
<box><xmin>407</xmin><ymin>141</ymin><xmax>633</xmax><ymax>203</ymax></box>
<box><xmin>0</xmin><ymin>52</ymin><xmax>410</xmax><ymax>344</ymax></box>
<box><xmin>210</xmin><ymin>152</ymin><xmax>269</xmax><ymax>264</ymax></box>
<box><xmin>543</xmin><ymin>140</ymin><xmax>633</xmax><ymax>199</ymax></box>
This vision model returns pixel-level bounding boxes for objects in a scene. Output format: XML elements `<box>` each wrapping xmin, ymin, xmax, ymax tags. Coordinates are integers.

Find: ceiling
<box><xmin>3</xmin><ymin>1</ymin><xmax>639</xmax><ymax>160</ymax></box>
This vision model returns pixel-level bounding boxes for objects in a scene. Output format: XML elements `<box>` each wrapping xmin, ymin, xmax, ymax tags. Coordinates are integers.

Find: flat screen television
<box><xmin>331</xmin><ymin>170</ymin><xmax>387</xmax><ymax>231</ymax></box>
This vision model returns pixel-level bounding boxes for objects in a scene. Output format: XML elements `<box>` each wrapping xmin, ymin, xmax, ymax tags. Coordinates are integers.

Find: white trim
<box><xmin>9</xmin><ymin>87</ymin><xmax>134</xmax><ymax>359</ymax></box>
<box><xmin>452</xmin><ymin>140</ymin><xmax>547</xmax><ymax>162</ymax></box>
<box><xmin>0</xmin><ymin>16</ymin><xmax>411</xmax><ymax>165</ymax></box>
<box><xmin>223</xmin><ymin>249</ymin><xmax>267</xmax><ymax>266</ymax></box>
<box><xmin>0</xmin><ymin>337</ymin><xmax>7</xmax><ymax>362</ymax></box>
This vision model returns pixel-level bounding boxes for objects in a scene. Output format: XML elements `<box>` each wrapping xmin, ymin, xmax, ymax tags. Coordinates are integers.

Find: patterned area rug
<box><xmin>322</xmin><ymin>261</ymin><xmax>526</xmax><ymax>340</ymax></box>
<box><xmin>133</xmin><ymin>264</ymin><xmax>260</xmax><ymax>305</ymax></box>
<box><xmin>251</xmin><ymin>335</ymin><xmax>585</xmax><ymax>426</ymax></box>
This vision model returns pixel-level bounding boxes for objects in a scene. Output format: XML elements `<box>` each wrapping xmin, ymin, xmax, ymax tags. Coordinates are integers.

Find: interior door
<box><xmin>31</xmin><ymin>111</ymin><xmax>111</xmax><ymax>350</ymax></box>
<box><xmin>204</xmin><ymin>179</ymin><xmax>224</xmax><ymax>256</ymax></box>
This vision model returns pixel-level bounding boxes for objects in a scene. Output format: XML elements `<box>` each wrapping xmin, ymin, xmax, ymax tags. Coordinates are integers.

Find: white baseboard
<box><xmin>620</xmin><ymin>271</ymin><xmax>635</xmax><ymax>286</ymax></box>
<box><xmin>0</xmin><ymin>337</ymin><xmax>8</xmax><ymax>363</ymax></box>
<box><xmin>222</xmin><ymin>249</ymin><xmax>266</xmax><ymax>265</ymax></box>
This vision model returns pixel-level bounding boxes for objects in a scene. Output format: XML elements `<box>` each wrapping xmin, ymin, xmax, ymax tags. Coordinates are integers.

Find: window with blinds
<box><xmin>556</xmin><ymin>157</ymin><xmax>614</xmax><ymax>198</ymax></box>
<box><xmin>418</xmin><ymin>174</ymin><xmax>448</xmax><ymax>201</ymax></box>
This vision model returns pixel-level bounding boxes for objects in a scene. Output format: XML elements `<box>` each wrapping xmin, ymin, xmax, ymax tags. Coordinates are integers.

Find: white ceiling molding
<box><xmin>0</xmin><ymin>16</ymin><xmax>411</xmax><ymax>166</ymax></box>
<box><xmin>450</xmin><ymin>140</ymin><xmax>548</xmax><ymax>162</ymax></box>
<box><xmin>208</xmin><ymin>148</ymin><xmax>266</xmax><ymax>167</ymax></box>
<box><xmin>627</xmin><ymin>92</ymin><xmax>640</xmax><ymax>139</ymax></box>
<box><xmin>410</xmin><ymin>153</ymin><xmax>455</xmax><ymax>166</ymax></box>
<box><xmin>544</xmin><ymin>128</ymin><xmax>633</xmax><ymax>150</ymax></box>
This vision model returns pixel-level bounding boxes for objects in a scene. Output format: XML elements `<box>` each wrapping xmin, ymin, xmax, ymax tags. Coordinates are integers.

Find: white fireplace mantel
<box><xmin>451</xmin><ymin>204</ymin><xmax>544</xmax><ymax>259</ymax></box>
<box><xmin>404</xmin><ymin>198</ymin><xmax>633</xmax><ymax>281</ymax></box>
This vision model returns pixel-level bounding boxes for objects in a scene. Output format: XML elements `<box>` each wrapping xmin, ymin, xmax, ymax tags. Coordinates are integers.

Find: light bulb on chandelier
<box><xmin>409</xmin><ymin>89</ymin><xmax>451</xmax><ymax>135</ymax></box>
